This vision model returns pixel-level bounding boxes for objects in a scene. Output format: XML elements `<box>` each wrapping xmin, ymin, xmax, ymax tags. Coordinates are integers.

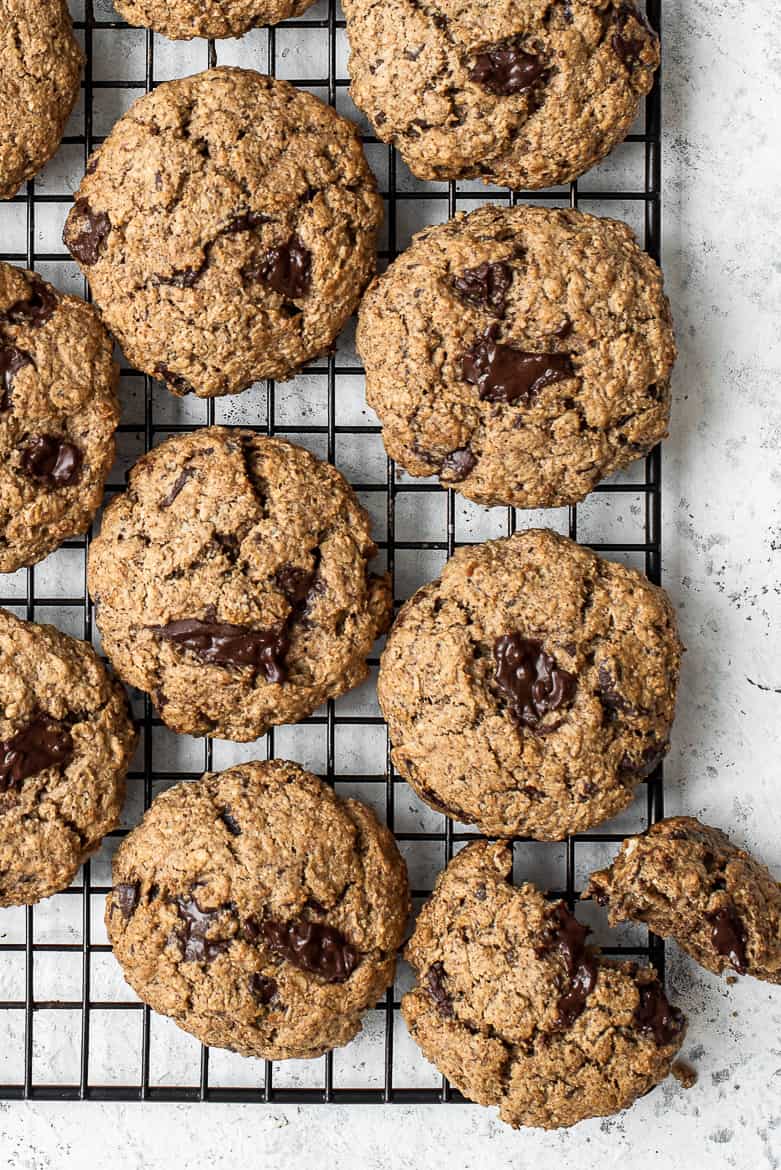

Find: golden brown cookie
<box><xmin>107</xmin><ymin>760</ymin><xmax>410</xmax><ymax>1060</ymax></box>
<box><xmin>114</xmin><ymin>0</ymin><xmax>315</xmax><ymax>39</ymax></box>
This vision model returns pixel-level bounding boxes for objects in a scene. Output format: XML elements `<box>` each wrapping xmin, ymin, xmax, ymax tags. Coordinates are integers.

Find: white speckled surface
<box><xmin>2</xmin><ymin>0</ymin><xmax>781</xmax><ymax>1165</ymax></box>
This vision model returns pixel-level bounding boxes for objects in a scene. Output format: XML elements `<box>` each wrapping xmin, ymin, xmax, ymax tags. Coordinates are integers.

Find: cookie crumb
<box><xmin>672</xmin><ymin>1059</ymin><xmax>697</xmax><ymax>1089</ymax></box>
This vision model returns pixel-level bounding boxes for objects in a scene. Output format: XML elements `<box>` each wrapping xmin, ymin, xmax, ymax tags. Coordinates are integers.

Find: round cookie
<box><xmin>0</xmin><ymin>264</ymin><xmax>120</xmax><ymax>572</ymax></box>
<box><xmin>63</xmin><ymin>67</ymin><xmax>383</xmax><ymax>399</ymax></box>
<box><xmin>402</xmin><ymin>841</ymin><xmax>685</xmax><ymax>1129</ymax></box>
<box><xmin>586</xmin><ymin>816</ymin><xmax>781</xmax><ymax>984</ymax></box>
<box><xmin>88</xmin><ymin>426</ymin><xmax>392</xmax><ymax>741</ymax></box>
<box><xmin>0</xmin><ymin>1</ymin><xmax>83</xmax><ymax>200</ymax></box>
<box><xmin>114</xmin><ymin>0</ymin><xmax>315</xmax><ymax>39</ymax></box>
<box><xmin>107</xmin><ymin>760</ymin><xmax>409</xmax><ymax>1060</ymax></box>
<box><xmin>378</xmin><ymin>529</ymin><xmax>681</xmax><ymax>840</ymax></box>
<box><xmin>357</xmin><ymin>205</ymin><xmax>674</xmax><ymax>509</ymax></box>
<box><xmin>344</xmin><ymin>0</ymin><xmax>659</xmax><ymax>190</ymax></box>
<box><xmin>0</xmin><ymin>608</ymin><xmax>136</xmax><ymax>906</ymax></box>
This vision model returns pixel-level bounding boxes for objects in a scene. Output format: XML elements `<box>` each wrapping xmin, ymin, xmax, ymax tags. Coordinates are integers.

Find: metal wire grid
<box><xmin>0</xmin><ymin>0</ymin><xmax>664</xmax><ymax>1101</ymax></box>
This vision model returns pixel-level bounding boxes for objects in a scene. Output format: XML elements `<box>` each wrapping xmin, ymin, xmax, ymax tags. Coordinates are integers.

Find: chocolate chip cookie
<box><xmin>0</xmin><ymin>264</ymin><xmax>120</xmax><ymax>573</ymax></box>
<box><xmin>88</xmin><ymin>427</ymin><xmax>391</xmax><ymax>741</ymax></box>
<box><xmin>63</xmin><ymin>67</ymin><xmax>383</xmax><ymax>399</ymax></box>
<box><xmin>379</xmin><ymin>529</ymin><xmax>681</xmax><ymax>839</ymax></box>
<box><xmin>0</xmin><ymin>608</ymin><xmax>136</xmax><ymax>906</ymax></box>
<box><xmin>586</xmin><ymin>816</ymin><xmax>781</xmax><ymax>984</ymax></box>
<box><xmin>114</xmin><ymin>0</ymin><xmax>315</xmax><ymax>39</ymax></box>
<box><xmin>344</xmin><ymin>0</ymin><xmax>659</xmax><ymax>189</ymax></box>
<box><xmin>402</xmin><ymin>841</ymin><xmax>684</xmax><ymax>1129</ymax></box>
<box><xmin>358</xmin><ymin>205</ymin><xmax>674</xmax><ymax>508</ymax></box>
<box><xmin>107</xmin><ymin>760</ymin><xmax>409</xmax><ymax>1060</ymax></box>
<box><xmin>0</xmin><ymin>1</ymin><xmax>83</xmax><ymax>200</ymax></box>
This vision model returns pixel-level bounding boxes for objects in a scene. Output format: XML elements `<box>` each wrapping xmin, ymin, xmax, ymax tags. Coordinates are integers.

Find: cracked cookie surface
<box><xmin>0</xmin><ymin>264</ymin><xmax>120</xmax><ymax>572</ymax></box>
<box><xmin>357</xmin><ymin>205</ymin><xmax>674</xmax><ymax>508</ymax></box>
<box><xmin>63</xmin><ymin>67</ymin><xmax>383</xmax><ymax>399</ymax></box>
<box><xmin>402</xmin><ymin>841</ymin><xmax>684</xmax><ymax>1129</ymax></box>
<box><xmin>0</xmin><ymin>0</ymin><xmax>83</xmax><ymax>200</ymax></box>
<box><xmin>344</xmin><ymin>0</ymin><xmax>659</xmax><ymax>189</ymax></box>
<box><xmin>114</xmin><ymin>0</ymin><xmax>316</xmax><ymax>39</ymax></box>
<box><xmin>107</xmin><ymin>760</ymin><xmax>410</xmax><ymax>1060</ymax></box>
<box><xmin>378</xmin><ymin>529</ymin><xmax>681</xmax><ymax>839</ymax></box>
<box><xmin>88</xmin><ymin>426</ymin><xmax>392</xmax><ymax>741</ymax></box>
<box><xmin>0</xmin><ymin>608</ymin><xmax>136</xmax><ymax>906</ymax></box>
<box><xmin>586</xmin><ymin>816</ymin><xmax>781</xmax><ymax>984</ymax></box>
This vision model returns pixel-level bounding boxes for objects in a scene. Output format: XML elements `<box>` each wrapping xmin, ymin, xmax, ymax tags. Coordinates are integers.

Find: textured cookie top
<box><xmin>63</xmin><ymin>68</ymin><xmax>383</xmax><ymax>399</ymax></box>
<box><xmin>586</xmin><ymin>816</ymin><xmax>781</xmax><ymax>984</ymax></box>
<box><xmin>0</xmin><ymin>608</ymin><xmax>136</xmax><ymax>907</ymax></box>
<box><xmin>0</xmin><ymin>264</ymin><xmax>120</xmax><ymax>573</ymax></box>
<box><xmin>344</xmin><ymin>0</ymin><xmax>659</xmax><ymax>189</ymax></box>
<box><xmin>358</xmin><ymin>205</ymin><xmax>674</xmax><ymax>509</ymax></box>
<box><xmin>402</xmin><ymin>841</ymin><xmax>684</xmax><ymax>1129</ymax></box>
<box><xmin>0</xmin><ymin>0</ymin><xmax>83</xmax><ymax>200</ymax></box>
<box><xmin>107</xmin><ymin>761</ymin><xmax>409</xmax><ymax>1060</ymax></box>
<box><xmin>114</xmin><ymin>0</ymin><xmax>315</xmax><ymax>39</ymax></box>
<box><xmin>379</xmin><ymin>529</ymin><xmax>681</xmax><ymax>839</ymax></box>
<box><xmin>88</xmin><ymin>427</ymin><xmax>392</xmax><ymax>741</ymax></box>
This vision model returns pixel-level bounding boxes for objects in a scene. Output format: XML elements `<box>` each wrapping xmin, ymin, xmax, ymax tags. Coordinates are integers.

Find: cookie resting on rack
<box><xmin>357</xmin><ymin>204</ymin><xmax>675</xmax><ymax>509</ymax></box>
<box><xmin>63</xmin><ymin>67</ymin><xmax>383</xmax><ymax>399</ymax></box>
<box><xmin>586</xmin><ymin>816</ymin><xmax>781</xmax><ymax>984</ymax></box>
<box><xmin>0</xmin><ymin>264</ymin><xmax>120</xmax><ymax>573</ymax></box>
<box><xmin>378</xmin><ymin>528</ymin><xmax>681</xmax><ymax>840</ymax></box>
<box><xmin>107</xmin><ymin>760</ymin><xmax>410</xmax><ymax>1060</ymax></box>
<box><xmin>87</xmin><ymin>426</ymin><xmax>392</xmax><ymax>741</ymax></box>
<box><xmin>344</xmin><ymin>0</ymin><xmax>659</xmax><ymax>189</ymax></box>
<box><xmin>402</xmin><ymin>841</ymin><xmax>685</xmax><ymax>1129</ymax></box>
<box><xmin>114</xmin><ymin>0</ymin><xmax>316</xmax><ymax>39</ymax></box>
<box><xmin>0</xmin><ymin>608</ymin><xmax>137</xmax><ymax>906</ymax></box>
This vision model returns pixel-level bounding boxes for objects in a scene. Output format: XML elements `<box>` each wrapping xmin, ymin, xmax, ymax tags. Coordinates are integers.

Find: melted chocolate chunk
<box><xmin>273</xmin><ymin>564</ymin><xmax>315</xmax><ymax>605</ymax></box>
<box><xmin>154</xmin><ymin>363</ymin><xmax>196</xmax><ymax>396</ymax></box>
<box><xmin>66</xmin><ymin>199</ymin><xmax>111</xmax><ymax>266</ymax></box>
<box><xmin>263</xmin><ymin>918</ymin><xmax>358</xmax><ymax>983</ymax></box>
<box><xmin>248</xmin><ymin>235</ymin><xmax>312</xmax><ymax>300</ymax></box>
<box><xmin>612</xmin><ymin>4</ymin><xmax>650</xmax><ymax>68</ymax></box>
<box><xmin>708</xmin><ymin>905</ymin><xmax>748</xmax><ymax>974</ymax></box>
<box><xmin>441</xmin><ymin>446</ymin><xmax>477</xmax><ymax>482</ymax></box>
<box><xmin>173</xmin><ymin>895</ymin><xmax>233</xmax><ymax>963</ymax></box>
<box><xmin>219</xmin><ymin>808</ymin><xmax>242</xmax><ymax>836</ymax></box>
<box><xmin>451</xmin><ymin>260</ymin><xmax>513</xmax><ymax>316</ymax></box>
<box><xmin>0</xmin><ymin>345</ymin><xmax>32</xmax><ymax>411</ymax></box>
<box><xmin>543</xmin><ymin>903</ymin><xmax>599</xmax><ymax>1028</ymax></box>
<box><xmin>249</xmin><ymin>973</ymin><xmax>278</xmax><ymax>1005</ymax></box>
<box><xmin>20</xmin><ymin>435</ymin><xmax>83</xmax><ymax>488</ymax></box>
<box><xmin>160</xmin><ymin>466</ymin><xmax>195</xmax><ymax>508</ymax></box>
<box><xmin>635</xmin><ymin>981</ymin><xmax>684</xmax><ymax>1046</ymax></box>
<box><xmin>425</xmin><ymin>961</ymin><xmax>453</xmax><ymax>1017</ymax></box>
<box><xmin>469</xmin><ymin>38</ymin><xmax>548</xmax><ymax>96</ymax></box>
<box><xmin>1</xmin><ymin>278</ymin><xmax>59</xmax><ymax>329</ymax></box>
<box><xmin>462</xmin><ymin>326</ymin><xmax>574</xmax><ymax>404</ymax></box>
<box><xmin>0</xmin><ymin>716</ymin><xmax>74</xmax><ymax>792</ymax></box>
<box><xmin>113</xmin><ymin>882</ymin><xmax>140</xmax><ymax>920</ymax></box>
<box><xmin>494</xmin><ymin>634</ymin><xmax>577</xmax><ymax>729</ymax></box>
<box><xmin>150</xmin><ymin>618</ymin><xmax>289</xmax><ymax>684</ymax></box>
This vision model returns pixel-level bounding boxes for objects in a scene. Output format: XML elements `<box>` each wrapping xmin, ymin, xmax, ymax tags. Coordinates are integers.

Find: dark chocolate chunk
<box><xmin>225</xmin><ymin>211</ymin><xmax>268</xmax><ymax>234</ymax></box>
<box><xmin>173</xmin><ymin>895</ymin><xmax>233</xmax><ymax>963</ymax></box>
<box><xmin>462</xmin><ymin>325</ymin><xmax>574</xmax><ymax>404</ymax></box>
<box><xmin>262</xmin><ymin>918</ymin><xmax>358</xmax><ymax>983</ymax></box>
<box><xmin>273</xmin><ymin>564</ymin><xmax>315</xmax><ymax>606</ymax></box>
<box><xmin>0</xmin><ymin>715</ymin><xmax>74</xmax><ymax>792</ymax></box>
<box><xmin>150</xmin><ymin>618</ymin><xmax>289</xmax><ymax>683</ymax></box>
<box><xmin>1</xmin><ymin>277</ymin><xmax>59</xmax><ymax>329</ymax></box>
<box><xmin>154</xmin><ymin>262</ymin><xmax>206</xmax><ymax>289</ymax></box>
<box><xmin>154</xmin><ymin>363</ymin><xmax>196</xmax><ymax>396</ymax></box>
<box><xmin>596</xmin><ymin>664</ymin><xmax>636</xmax><ymax>719</ymax></box>
<box><xmin>425</xmin><ymin>960</ymin><xmax>453</xmax><ymax>1017</ymax></box>
<box><xmin>0</xmin><ymin>345</ymin><xmax>32</xmax><ymax>411</ymax></box>
<box><xmin>612</xmin><ymin>4</ymin><xmax>651</xmax><ymax>68</ymax></box>
<box><xmin>451</xmin><ymin>260</ymin><xmax>513</xmax><ymax>316</ymax></box>
<box><xmin>249</xmin><ymin>973</ymin><xmax>278</xmax><ymax>1005</ymax></box>
<box><xmin>635</xmin><ymin>981</ymin><xmax>684</xmax><ymax>1046</ymax></box>
<box><xmin>160</xmin><ymin>466</ymin><xmax>195</xmax><ymax>508</ymax></box>
<box><xmin>113</xmin><ymin>881</ymin><xmax>140</xmax><ymax>920</ymax></box>
<box><xmin>19</xmin><ymin>435</ymin><xmax>83</xmax><ymax>488</ymax></box>
<box><xmin>494</xmin><ymin>634</ymin><xmax>577</xmax><ymax>729</ymax></box>
<box><xmin>542</xmin><ymin>902</ymin><xmax>599</xmax><ymax>1028</ymax></box>
<box><xmin>219</xmin><ymin>808</ymin><xmax>242</xmax><ymax>836</ymax></box>
<box><xmin>618</xmin><ymin>742</ymin><xmax>667</xmax><ymax>780</ymax></box>
<box><xmin>469</xmin><ymin>38</ymin><xmax>548</xmax><ymax>96</ymax></box>
<box><xmin>441</xmin><ymin>446</ymin><xmax>477</xmax><ymax>482</ymax></box>
<box><xmin>247</xmin><ymin>235</ymin><xmax>312</xmax><ymax>300</ymax></box>
<box><xmin>552</xmin><ymin>316</ymin><xmax>573</xmax><ymax>339</ymax></box>
<box><xmin>708</xmin><ymin>905</ymin><xmax>748</xmax><ymax>974</ymax></box>
<box><xmin>65</xmin><ymin>199</ymin><xmax>111</xmax><ymax>266</ymax></box>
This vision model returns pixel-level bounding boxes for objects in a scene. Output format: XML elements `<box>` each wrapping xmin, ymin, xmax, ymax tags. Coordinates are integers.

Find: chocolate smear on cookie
<box><xmin>462</xmin><ymin>325</ymin><xmax>574</xmax><ymax>404</ymax></box>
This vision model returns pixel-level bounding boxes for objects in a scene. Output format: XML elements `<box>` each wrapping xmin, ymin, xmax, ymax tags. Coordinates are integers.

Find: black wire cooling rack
<box><xmin>0</xmin><ymin>0</ymin><xmax>664</xmax><ymax>1102</ymax></box>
